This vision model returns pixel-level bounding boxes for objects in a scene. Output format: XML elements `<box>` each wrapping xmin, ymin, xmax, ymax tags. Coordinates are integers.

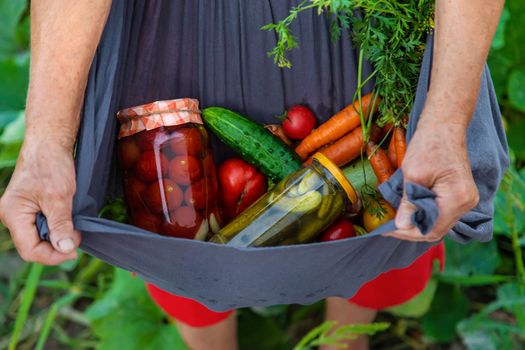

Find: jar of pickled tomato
<box><xmin>117</xmin><ymin>98</ymin><xmax>221</xmax><ymax>240</ymax></box>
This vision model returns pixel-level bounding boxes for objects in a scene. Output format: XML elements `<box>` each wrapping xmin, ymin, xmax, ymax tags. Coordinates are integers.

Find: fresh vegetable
<box><xmin>264</xmin><ymin>124</ymin><xmax>292</xmax><ymax>145</ymax></box>
<box><xmin>295</xmin><ymin>93</ymin><xmax>379</xmax><ymax>160</ymax></box>
<box><xmin>136</xmin><ymin>151</ymin><xmax>168</xmax><ymax>182</ymax></box>
<box><xmin>218</xmin><ymin>158</ymin><xmax>267</xmax><ymax>222</ymax></box>
<box><xmin>388</xmin><ymin>136</ymin><xmax>398</xmax><ymax>169</ymax></box>
<box><xmin>168</xmin><ymin>155</ymin><xmax>203</xmax><ymax>185</ymax></box>
<box><xmin>319</xmin><ymin>219</ymin><xmax>356</xmax><ymax>242</ymax></box>
<box><xmin>144</xmin><ymin>179</ymin><xmax>183</xmax><ymax>214</ymax></box>
<box><xmin>281</xmin><ymin>105</ymin><xmax>316</xmax><ymax>140</ymax></box>
<box><xmin>263</xmin><ymin>1</ymin><xmax>433</xmax><ymax>126</ymax></box>
<box><xmin>342</xmin><ymin>158</ymin><xmax>377</xmax><ymax>194</ymax></box>
<box><xmin>363</xmin><ymin>198</ymin><xmax>396</xmax><ymax>232</ymax></box>
<box><xmin>366</xmin><ymin>142</ymin><xmax>395</xmax><ymax>184</ymax></box>
<box><xmin>169</xmin><ymin>127</ymin><xmax>203</xmax><ymax>156</ymax></box>
<box><xmin>202</xmin><ymin>107</ymin><xmax>302</xmax><ymax>181</ymax></box>
<box><xmin>354</xmin><ymin>225</ymin><xmax>368</xmax><ymax>236</ymax></box>
<box><xmin>393</xmin><ymin>127</ymin><xmax>407</xmax><ymax>168</ymax></box>
<box><xmin>308</xmin><ymin>124</ymin><xmax>381</xmax><ymax>167</ymax></box>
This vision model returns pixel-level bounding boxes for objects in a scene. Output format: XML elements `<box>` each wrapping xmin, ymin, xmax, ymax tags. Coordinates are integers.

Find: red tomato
<box><xmin>135</xmin><ymin>151</ymin><xmax>168</xmax><ymax>182</ymax></box>
<box><xmin>184</xmin><ymin>179</ymin><xmax>208</xmax><ymax>209</ymax></box>
<box><xmin>282</xmin><ymin>105</ymin><xmax>316</xmax><ymax>140</ymax></box>
<box><xmin>161</xmin><ymin>206</ymin><xmax>203</xmax><ymax>239</ymax></box>
<box><xmin>123</xmin><ymin>176</ymin><xmax>148</xmax><ymax>208</ymax></box>
<box><xmin>169</xmin><ymin>127</ymin><xmax>203</xmax><ymax>156</ymax></box>
<box><xmin>118</xmin><ymin>137</ymin><xmax>141</xmax><ymax>170</ymax></box>
<box><xmin>144</xmin><ymin>179</ymin><xmax>183</xmax><ymax>214</ymax></box>
<box><xmin>319</xmin><ymin>219</ymin><xmax>357</xmax><ymax>242</ymax></box>
<box><xmin>130</xmin><ymin>211</ymin><xmax>162</xmax><ymax>233</ymax></box>
<box><xmin>218</xmin><ymin>158</ymin><xmax>267</xmax><ymax>222</ymax></box>
<box><xmin>169</xmin><ymin>155</ymin><xmax>203</xmax><ymax>185</ymax></box>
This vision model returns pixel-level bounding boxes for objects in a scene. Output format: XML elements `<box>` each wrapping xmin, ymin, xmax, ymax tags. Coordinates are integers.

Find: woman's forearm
<box><xmin>422</xmin><ymin>0</ymin><xmax>504</xmax><ymax>127</ymax></box>
<box><xmin>391</xmin><ymin>0</ymin><xmax>505</xmax><ymax>241</ymax></box>
<box><xmin>25</xmin><ymin>0</ymin><xmax>112</xmax><ymax>150</ymax></box>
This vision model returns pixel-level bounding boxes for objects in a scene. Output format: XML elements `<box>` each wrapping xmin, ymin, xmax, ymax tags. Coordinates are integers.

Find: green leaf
<box><xmin>0</xmin><ymin>110</ymin><xmax>19</xmax><ymax>132</ymax></box>
<box><xmin>0</xmin><ymin>111</ymin><xmax>24</xmax><ymax>144</ymax></box>
<box><xmin>437</xmin><ymin>274</ymin><xmax>514</xmax><ymax>286</ymax></box>
<box><xmin>0</xmin><ymin>0</ymin><xmax>27</xmax><ymax>55</ymax></box>
<box><xmin>238</xmin><ymin>309</ymin><xmax>291</xmax><ymax>350</ymax></box>
<box><xmin>85</xmin><ymin>268</ymin><xmax>188</xmax><ymax>350</ymax></box>
<box><xmin>497</xmin><ymin>282</ymin><xmax>525</xmax><ymax>329</ymax></box>
<box><xmin>422</xmin><ymin>283</ymin><xmax>469</xmax><ymax>342</ymax></box>
<box><xmin>508</xmin><ymin>68</ymin><xmax>525</xmax><ymax>112</ymax></box>
<box><xmin>444</xmin><ymin>239</ymin><xmax>500</xmax><ymax>277</ymax></box>
<box><xmin>0</xmin><ymin>54</ymin><xmax>29</xmax><ymax>111</ymax></box>
<box><xmin>491</xmin><ymin>7</ymin><xmax>510</xmax><ymax>50</ymax></box>
<box><xmin>386</xmin><ymin>278</ymin><xmax>438</xmax><ymax>318</ymax></box>
<box><xmin>505</xmin><ymin>118</ymin><xmax>525</xmax><ymax>162</ymax></box>
<box><xmin>457</xmin><ymin>287</ymin><xmax>525</xmax><ymax>350</ymax></box>
<box><xmin>494</xmin><ymin>168</ymin><xmax>525</xmax><ymax>235</ymax></box>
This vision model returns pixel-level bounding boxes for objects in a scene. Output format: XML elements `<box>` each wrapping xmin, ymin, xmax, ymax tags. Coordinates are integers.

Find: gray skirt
<box><xmin>37</xmin><ymin>0</ymin><xmax>509</xmax><ymax>311</ymax></box>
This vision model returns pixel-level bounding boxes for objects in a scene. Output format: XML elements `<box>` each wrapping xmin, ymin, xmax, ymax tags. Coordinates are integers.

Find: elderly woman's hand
<box><xmin>0</xmin><ymin>140</ymin><xmax>80</xmax><ymax>264</ymax></box>
<box><xmin>385</xmin><ymin>114</ymin><xmax>479</xmax><ymax>242</ymax></box>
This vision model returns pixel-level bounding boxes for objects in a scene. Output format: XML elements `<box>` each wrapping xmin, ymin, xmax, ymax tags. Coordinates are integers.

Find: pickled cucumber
<box><xmin>274</xmin><ymin>190</ymin><xmax>322</xmax><ymax>213</ymax></box>
<box><xmin>297</xmin><ymin>172</ymin><xmax>322</xmax><ymax>194</ymax></box>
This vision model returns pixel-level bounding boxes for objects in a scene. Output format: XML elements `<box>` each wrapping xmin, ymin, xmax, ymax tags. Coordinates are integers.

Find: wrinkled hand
<box><xmin>385</xmin><ymin>116</ymin><xmax>479</xmax><ymax>242</ymax></box>
<box><xmin>0</xmin><ymin>141</ymin><xmax>80</xmax><ymax>264</ymax></box>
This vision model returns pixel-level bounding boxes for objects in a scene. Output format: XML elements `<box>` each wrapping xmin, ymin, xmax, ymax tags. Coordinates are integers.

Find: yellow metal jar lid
<box><xmin>312</xmin><ymin>152</ymin><xmax>359</xmax><ymax>206</ymax></box>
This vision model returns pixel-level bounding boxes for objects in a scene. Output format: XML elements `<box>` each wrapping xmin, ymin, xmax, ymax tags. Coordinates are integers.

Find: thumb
<box><xmin>395</xmin><ymin>191</ymin><xmax>417</xmax><ymax>230</ymax></box>
<box><xmin>43</xmin><ymin>201</ymin><xmax>80</xmax><ymax>254</ymax></box>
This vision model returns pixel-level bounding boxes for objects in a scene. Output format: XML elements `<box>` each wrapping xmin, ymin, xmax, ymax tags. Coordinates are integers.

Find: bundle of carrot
<box><xmin>296</xmin><ymin>93</ymin><xmax>407</xmax><ymax>186</ymax></box>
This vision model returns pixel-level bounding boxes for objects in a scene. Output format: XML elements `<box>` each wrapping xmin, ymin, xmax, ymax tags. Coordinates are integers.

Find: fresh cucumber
<box><xmin>342</xmin><ymin>158</ymin><xmax>377</xmax><ymax>193</ymax></box>
<box><xmin>202</xmin><ymin>107</ymin><xmax>302</xmax><ymax>181</ymax></box>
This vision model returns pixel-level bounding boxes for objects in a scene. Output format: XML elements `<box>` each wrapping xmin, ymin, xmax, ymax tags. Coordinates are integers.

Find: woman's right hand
<box><xmin>0</xmin><ymin>140</ymin><xmax>80</xmax><ymax>265</ymax></box>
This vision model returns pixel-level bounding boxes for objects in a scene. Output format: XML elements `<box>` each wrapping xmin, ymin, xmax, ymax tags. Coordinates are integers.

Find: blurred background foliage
<box><xmin>0</xmin><ymin>0</ymin><xmax>524</xmax><ymax>349</ymax></box>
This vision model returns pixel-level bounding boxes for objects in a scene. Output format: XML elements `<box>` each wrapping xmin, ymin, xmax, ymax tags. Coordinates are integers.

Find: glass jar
<box><xmin>209</xmin><ymin>153</ymin><xmax>360</xmax><ymax>247</ymax></box>
<box><xmin>117</xmin><ymin>98</ymin><xmax>222</xmax><ymax>240</ymax></box>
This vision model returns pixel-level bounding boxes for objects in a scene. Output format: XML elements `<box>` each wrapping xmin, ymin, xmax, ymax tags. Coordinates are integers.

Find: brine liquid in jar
<box><xmin>117</xmin><ymin>98</ymin><xmax>222</xmax><ymax>240</ymax></box>
<box><xmin>209</xmin><ymin>153</ymin><xmax>360</xmax><ymax>247</ymax></box>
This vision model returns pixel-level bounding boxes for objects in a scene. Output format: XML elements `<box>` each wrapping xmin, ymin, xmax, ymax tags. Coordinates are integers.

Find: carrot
<box><xmin>380</xmin><ymin>122</ymin><xmax>394</xmax><ymax>140</ymax></box>
<box><xmin>295</xmin><ymin>93</ymin><xmax>380</xmax><ymax>159</ymax></box>
<box><xmin>307</xmin><ymin>124</ymin><xmax>381</xmax><ymax>167</ymax></box>
<box><xmin>394</xmin><ymin>127</ymin><xmax>406</xmax><ymax>168</ymax></box>
<box><xmin>366</xmin><ymin>142</ymin><xmax>395</xmax><ymax>184</ymax></box>
<box><xmin>387</xmin><ymin>136</ymin><xmax>398</xmax><ymax>169</ymax></box>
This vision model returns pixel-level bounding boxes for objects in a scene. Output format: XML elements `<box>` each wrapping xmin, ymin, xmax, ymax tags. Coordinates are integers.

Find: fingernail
<box><xmin>396</xmin><ymin>211</ymin><xmax>413</xmax><ymax>230</ymax></box>
<box><xmin>57</xmin><ymin>238</ymin><xmax>75</xmax><ymax>253</ymax></box>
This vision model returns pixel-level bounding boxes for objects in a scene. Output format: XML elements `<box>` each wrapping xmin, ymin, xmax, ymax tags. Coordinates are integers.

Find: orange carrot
<box><xmin>366</xmin><ymin>142</ymin><xmax>395</xmax><ymax>184</ymax></box>
<box><xmin>387</xmin><ymin>136</ymin><xmax>398</xmax><ymax>169</ymax></box>
<box><xmin>380</xmin><ymin>122</ymin><xmax>394</xmax><ymax>140</ymax></box>
<box><xmin>295</xmin><ymin>93</ymin><xmax>380</xmax><ymax>159</ymax></box>
<box><xmin>306</xmin><ymin>124</ymin><xmax>381</xmax><ymax>167</ymax></box>
<box><xmin>394</xmin><ymin>127</ymin><xmax>406</xmax><ymax>168</ymax></box>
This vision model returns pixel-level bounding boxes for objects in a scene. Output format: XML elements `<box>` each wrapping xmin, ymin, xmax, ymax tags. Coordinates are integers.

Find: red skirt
<box><xmin>146</xmin><ymin>242</ymin><xmax>445</xmax><ymax>327</ymax></box>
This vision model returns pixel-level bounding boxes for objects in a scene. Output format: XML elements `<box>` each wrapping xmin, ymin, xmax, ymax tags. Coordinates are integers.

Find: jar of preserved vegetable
<box><xmin>117</xmin><ymin>98</ymin><xmax>222</xmax><ymax>240</ymax></box>
<box><xmin>209</xmin><ymin>153</ymin><xmax>360</xmax><ymax>247</ymax></box>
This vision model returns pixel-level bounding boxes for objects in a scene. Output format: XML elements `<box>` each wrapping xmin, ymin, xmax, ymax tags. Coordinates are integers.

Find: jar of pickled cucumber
<box><xmin>209</xmin><ymin>153</ymin><xmax>360</xmax><ymax>247</ymax></box>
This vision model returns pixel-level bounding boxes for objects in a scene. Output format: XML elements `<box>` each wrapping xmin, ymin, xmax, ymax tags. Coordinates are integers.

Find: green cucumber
<box><xmin>202</xmin><ymin>107</ymin><xmax>302</xmax><ymax>181</ymax></box>
<box><xmin>342</xmin><ymin>158</ymin><xmax>377</xmax><ymax>193</ymax></box>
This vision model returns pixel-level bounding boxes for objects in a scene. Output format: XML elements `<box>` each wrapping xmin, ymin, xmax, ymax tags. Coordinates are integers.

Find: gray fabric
<box><xmin>36</xmin><ymin>0</ymin><xmax>509</xmax><ymax>311</ymax></box>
